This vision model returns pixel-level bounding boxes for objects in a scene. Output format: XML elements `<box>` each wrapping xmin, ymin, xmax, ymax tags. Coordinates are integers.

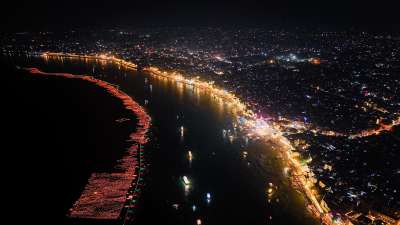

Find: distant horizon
<box><xmin>2</xmin><ymin>0</ymin><xmax>399</xmax><ymax>32</ymax></box>
<box><xmin>2</xmin><ymin>25</ymin><xmax>400</xmax><ymax>34</ymax></box>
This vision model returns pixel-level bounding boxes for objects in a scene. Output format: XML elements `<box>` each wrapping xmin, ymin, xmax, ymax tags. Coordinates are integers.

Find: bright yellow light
<box><xmin>188</xmin><ymin>151</ymin><xmax>193</xmax><ymax>161</ymax></box>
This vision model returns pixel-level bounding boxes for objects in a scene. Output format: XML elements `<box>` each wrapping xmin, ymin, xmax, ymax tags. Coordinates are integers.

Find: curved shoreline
<box><xmin>25</xmin><ymin>68</ymin><xmax>151</xmax><ymax>221</ymax></box>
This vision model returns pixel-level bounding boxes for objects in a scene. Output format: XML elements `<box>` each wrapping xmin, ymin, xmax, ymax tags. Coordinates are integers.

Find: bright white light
<box><xmin>183</xmin><ymin>176</ymin><xmax>190</xmax><ymax>185</ymax></box>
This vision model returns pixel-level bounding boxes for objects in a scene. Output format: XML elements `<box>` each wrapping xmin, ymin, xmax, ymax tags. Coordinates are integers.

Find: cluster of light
<box><xmin>41</xmin><ymin>52</ymin><xmax>138</xmax><ymax>70</ymax></box>
<box><xmin>315</xmin><ymin>116</ymin><xmax>400</xmax><ymax>139</ymax></box>
<box><xmin>252</xmin><ymin>118</ymin><xmax>276</xmax><ymax>136</ymax></box>
<box><xmin>273</xmin><ymin>112</ymin><xmax>400</xmax><ymax>140</ymax></box>
<box><xmin>144</xmin><ymin>66</ymin><xmax>250</xmax><ymax>117</ymax></box>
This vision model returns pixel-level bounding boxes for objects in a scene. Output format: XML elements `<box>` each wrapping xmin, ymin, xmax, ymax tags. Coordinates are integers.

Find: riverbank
<box><xmin>3</xmin><ymin>64</ymin><xmax>149</xmax><ymax>224</ymax></box>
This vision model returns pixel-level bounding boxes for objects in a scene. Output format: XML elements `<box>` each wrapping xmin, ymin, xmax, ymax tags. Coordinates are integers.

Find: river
<box><xmin>2</xmin><ymin>54</ymin><xmax>318</xmax><ymax>225</ymax></box>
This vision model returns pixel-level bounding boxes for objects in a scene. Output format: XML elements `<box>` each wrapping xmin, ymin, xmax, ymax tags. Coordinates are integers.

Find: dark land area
<box><xmin>3</xmin><ymin>63</ymin><xmax>137</xmax><ymax>224</ymax></box>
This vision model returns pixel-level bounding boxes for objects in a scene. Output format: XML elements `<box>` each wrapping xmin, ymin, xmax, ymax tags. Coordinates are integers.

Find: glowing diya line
<box><xmin>25</xmin><ymin>67</ymin><xmax>151</xmax><ymax>222</ymax></box>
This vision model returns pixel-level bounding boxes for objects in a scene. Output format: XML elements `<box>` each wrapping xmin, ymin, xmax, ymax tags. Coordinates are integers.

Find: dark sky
<box><xmin>1</xmin><ymin>0</ymin><xmax>399</xmax><ymax>31</ymax></box>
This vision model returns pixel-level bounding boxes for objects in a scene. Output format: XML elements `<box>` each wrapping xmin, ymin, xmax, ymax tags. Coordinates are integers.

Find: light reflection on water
<box><xmin>2</xmin><ymin>54</ymin><xmax>318</xmax><ymax>225</ymax></box>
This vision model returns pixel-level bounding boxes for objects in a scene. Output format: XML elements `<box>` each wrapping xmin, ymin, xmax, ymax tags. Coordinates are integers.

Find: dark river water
<box><xmin>2</xmin><ymin>54</ymin><xmax>318</xmax><ymax>225</ymax></box>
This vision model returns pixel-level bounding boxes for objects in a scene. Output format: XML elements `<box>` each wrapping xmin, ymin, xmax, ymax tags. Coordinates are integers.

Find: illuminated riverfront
<box><xmin>2</xmin><ymin>25</ymin><xmax>400</xmax><ymax>225</ymax></box>
<box><xmin>38</xmin><ymin>52</ymin><xmax>348</xmax><ymax>224</ymax></box>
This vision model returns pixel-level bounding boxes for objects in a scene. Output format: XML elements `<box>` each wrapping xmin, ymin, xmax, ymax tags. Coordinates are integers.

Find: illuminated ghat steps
<box><xmin>41</xmin><ymin>52</ymin><xmax>351</xmax><ymax>225</ymax></box>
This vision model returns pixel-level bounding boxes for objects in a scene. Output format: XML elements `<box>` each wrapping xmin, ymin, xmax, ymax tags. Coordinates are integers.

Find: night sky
<box><xmin>1</xmin><ymin>0</ymin><xmax>399</xmax><ymax>31</ymax></box>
